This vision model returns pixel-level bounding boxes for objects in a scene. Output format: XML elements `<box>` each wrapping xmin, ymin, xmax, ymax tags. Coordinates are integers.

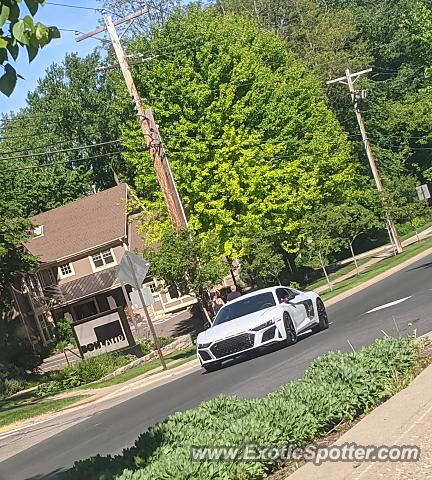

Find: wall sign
<box><xmin>72</xmin><ymin>308</ymin><xmax>136</xmax><ymax>358</ymax></box>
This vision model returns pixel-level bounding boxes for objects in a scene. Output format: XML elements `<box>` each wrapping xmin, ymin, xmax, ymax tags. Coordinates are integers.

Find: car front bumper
<box><xmin>197</xmin><ymin>322</ymin><xmax>284</xmax><ymax>365</ymax></box>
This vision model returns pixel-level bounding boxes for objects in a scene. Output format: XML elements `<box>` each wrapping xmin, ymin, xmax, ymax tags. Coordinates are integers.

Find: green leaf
<box><xmin>0</xmin><ymin>5</ymin><xmax>10</xmax><ymax>28</ymax></box>
<box><xmin>24</xmin><ymin>0</ymin><xmax>40</xmax><ymax>16</ymax></box>
<box><xmin>12</xmin><ymin>20</ymin><xmax>29</xmax><ymax>45</ymax></box>
<box><xmin>35</xmin><ymin>23</ymin><xmax>48</xmax><ymax>45</ymax></box>
<box><xmin>0</xmin><ymin>62</ymin><xmax>17</xmax><ymax>96</ymax></box>
<box><xmin>7</xmin><ymin>41</ymin><xmax>19</xmax><ymax>60</ymax></box>
<box><xmin>0</xmin><ymin>38</ymin><xmax>7</xmax><ymax>49</ymax></box>
<box><xmin>23</xmin><ymin>15</ymin><xmax>34</xmax><ymax>30</ymax></box>
<box><xmin>26</xmin><ymin>43</ymin><xmax>38</xmax><ymax>62</ymax></box>
<box><xmin>0</xmin><ymin>48</ymin><xmax>7</xmax><ymax>63</ymax></box>
<box><xmin>48</xmin><ymin>26</ymin><xmax>60</xmax><ymax>39</ymax></box>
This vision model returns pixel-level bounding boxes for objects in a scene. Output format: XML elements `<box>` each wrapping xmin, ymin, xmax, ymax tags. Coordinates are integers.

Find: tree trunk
<box><xmin>318</xmin><ymin>251</ymin><xmax>332</xmax><ymax>291</ymax></box>
<box><xmin>349</xmin><ymin>241</ymin><xmax>360</xmax><ymax>276</ymax></box>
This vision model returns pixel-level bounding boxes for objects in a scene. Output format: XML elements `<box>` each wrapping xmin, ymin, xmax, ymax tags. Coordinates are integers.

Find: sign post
<box><xmin>118</xmin><ymin>252</ymin><xmax>167</xmax><ymax>370</ymax></box>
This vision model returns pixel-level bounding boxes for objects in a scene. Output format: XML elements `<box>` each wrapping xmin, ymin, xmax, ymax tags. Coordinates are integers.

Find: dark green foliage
<box><xmin>63</xmin><ymin>337</ymin><xmax>420</xmax><ymax>480</ymax></box>
<box><xmin>35</xmin><ymin>353</ymin><xmax>135</xmax><ymax>397</ymax></box>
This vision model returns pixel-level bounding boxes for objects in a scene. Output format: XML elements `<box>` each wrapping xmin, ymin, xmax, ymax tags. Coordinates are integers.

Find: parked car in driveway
<box><xmin>197</xmin><ymin>286</ymin><xmax>328</xmax><ymax>372</ymax></box>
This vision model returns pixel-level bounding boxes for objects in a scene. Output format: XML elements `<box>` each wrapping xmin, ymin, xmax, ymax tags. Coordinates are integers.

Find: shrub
<box><xmin>138</xmin><ymin>337</ymin><xmax>174</xmax><ymax>356</ymax></box>
<box><xmin>35</xmin><ymin>352</ymin><xmax>135</xmax><ymax>398</ymax></box>
<box><xmin>55</xmin><ymin>318</ymin><xmax>76</xmax><ymax>348</ymax></box>
<box><xmin>63</xmin><ymin>337</ymin><xmax>422</xmax><ymax>480</ymax></box>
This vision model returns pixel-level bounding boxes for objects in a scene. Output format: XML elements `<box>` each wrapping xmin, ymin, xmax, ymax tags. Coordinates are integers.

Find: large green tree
<box><xmin>121</xmin><ymin>7</ymin><xmax>360</xmax><ymax>259</ymax></box>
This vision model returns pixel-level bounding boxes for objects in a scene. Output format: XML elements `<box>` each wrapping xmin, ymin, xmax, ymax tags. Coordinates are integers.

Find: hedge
<box><xmin>63</xmin><ymin>337</ymin><xmax>422</xmax><ymax>480</ymax></box>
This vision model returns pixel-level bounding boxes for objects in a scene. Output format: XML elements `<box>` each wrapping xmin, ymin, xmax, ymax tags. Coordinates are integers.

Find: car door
<box><xmin>276</xmin><ymin>288</ymin><xmax>307</xmax><ymax>331</ymax></box>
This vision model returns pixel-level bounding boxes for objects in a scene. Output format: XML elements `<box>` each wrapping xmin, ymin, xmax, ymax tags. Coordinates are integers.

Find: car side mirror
<box><xmin>283</xmin><ymin>293</ymin><xmax>295</xmax><ymax>303</ymax></box>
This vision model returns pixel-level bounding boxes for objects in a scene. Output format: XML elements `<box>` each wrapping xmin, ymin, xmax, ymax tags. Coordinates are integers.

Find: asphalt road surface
<box><xmin>2</xmin><ymin>252</ymin><xmax>432</xmax><ymax>480</ymax></box>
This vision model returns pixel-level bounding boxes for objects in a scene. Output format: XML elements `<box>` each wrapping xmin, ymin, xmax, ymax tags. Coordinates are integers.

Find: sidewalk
<box><xmin>288</xmin><ymin>334</ymin><xmax>432</xmax><ymax>480</ymax></box>
<box><xmin>314</xmin><ymin>225</ymin><xmax>432</xmax><ymax>294</ymax></box>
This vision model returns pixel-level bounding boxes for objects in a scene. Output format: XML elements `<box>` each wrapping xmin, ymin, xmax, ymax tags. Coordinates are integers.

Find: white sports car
<box><xmin>197</xmin><ymin>286</ymin><xmax>328</xmax><ymax>372</ymax></box>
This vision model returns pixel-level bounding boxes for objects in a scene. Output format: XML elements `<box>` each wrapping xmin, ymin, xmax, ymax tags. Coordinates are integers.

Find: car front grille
<box><xmin>210</xmin><ymin>333</ymin><xmax>254</xmax><ymax>359</ymax></box>
<box><xmin>198</xmin><ymin>350</ymin><xmax>212</xmax><ymax>361</ymax></box>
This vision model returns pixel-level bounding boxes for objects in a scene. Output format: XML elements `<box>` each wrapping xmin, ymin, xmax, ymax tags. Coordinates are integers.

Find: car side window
<box><xmin>276</xmin><ymin>288</ymin><xmax>291</xmax><ymax>303</ymax></box>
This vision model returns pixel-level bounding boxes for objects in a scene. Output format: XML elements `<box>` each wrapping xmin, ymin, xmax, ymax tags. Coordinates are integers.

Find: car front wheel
<box><xmin>312</xmin><ymin>298</ymin><xmax>329</xmax><ymax>332</ymax></box>
<box><xmin>283</xmin><ymin>311</ymin><xmax>297</xmax><ymax>346</ymax></box>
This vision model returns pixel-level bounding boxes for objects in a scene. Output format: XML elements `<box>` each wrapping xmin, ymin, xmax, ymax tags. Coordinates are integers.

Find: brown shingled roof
<box><xmin>25</xmin><ymin>184</ymin><xmax>128</xmax><ymax>263</ymax></box>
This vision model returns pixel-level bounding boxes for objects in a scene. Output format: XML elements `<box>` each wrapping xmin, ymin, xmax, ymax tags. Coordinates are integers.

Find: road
<box><xmin>2</xmin><ymin>253</ymin><xmax>432</xmax><ymax>480</ymax></box>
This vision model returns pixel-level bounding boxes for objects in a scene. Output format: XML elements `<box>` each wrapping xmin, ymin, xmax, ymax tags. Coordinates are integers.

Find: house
<box><xmin>13</xmin><ymin>184</ymin><xmax>197</xmax><ymax>349</ymax></box>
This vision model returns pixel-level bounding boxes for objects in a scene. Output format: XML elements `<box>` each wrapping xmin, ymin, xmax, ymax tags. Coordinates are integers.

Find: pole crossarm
<box><xmin>75</xmin><ymin>8</ymin><xmax>147</xmax><ymax>42</ymax></box>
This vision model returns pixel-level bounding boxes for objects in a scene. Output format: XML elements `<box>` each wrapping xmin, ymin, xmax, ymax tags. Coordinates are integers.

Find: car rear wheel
<box><xmin>283</xmin><ymin>311</ymin><xmax>297</xmax><ymax>346</ymax></box>
<box><xmin>312</xmin><ymin>298</ymin><xmax>329</xmax><ymax>332</ymax></box>
<box><xmin>203</xmin><ymin>361</ymin><xmax>222</xmax><ymax>372</ymax></box>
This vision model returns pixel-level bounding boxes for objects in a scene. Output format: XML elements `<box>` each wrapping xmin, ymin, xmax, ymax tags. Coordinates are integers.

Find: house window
<box><xmin>59</xmin><ymin>263</ymin><xmax>74</xmax><ymax>278</ymax></box>
<box><xmin>91</xmin><ymin>249</ymin><xmax>115</xmax><ymax>270</ymax></box>
<box><xmin>38</xmin><ymin>269</ymin><xmax>55</xmax><ymax>288</ymax></box>
<box><xmin>33</xmin><ymin>225</ymin><xmax>44</xmax><ymax>237</ymax></box>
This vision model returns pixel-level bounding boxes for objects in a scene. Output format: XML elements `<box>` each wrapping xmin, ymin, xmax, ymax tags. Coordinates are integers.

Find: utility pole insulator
<box><xmin>327</xmin><ymin>68</ymin><xmax>403</xmax><ymax>254</ymax></box>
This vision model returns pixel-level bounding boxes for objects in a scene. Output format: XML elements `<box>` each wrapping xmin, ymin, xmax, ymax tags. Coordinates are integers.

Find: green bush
<box><xmin>54</xmin><ymin>318</ymin><xmax>76</xmax><ymax>349</ymax></box>
<box><xmin>138</xmin><ymin>337</ymin><xmax>174</xmax><ymax>356</ymax></box>
<box><xmin>35</xmin><ymin>352</ymin><xmax>135</xmax><ymax>397</ymax></box>
<box><xmin>63</xmin><ymin>337</ymin><xmax>422</xmax><ymax>480</ymax></box>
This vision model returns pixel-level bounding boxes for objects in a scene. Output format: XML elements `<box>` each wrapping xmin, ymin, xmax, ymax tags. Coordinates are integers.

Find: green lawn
<box><xmin>305</xmin><ymin>257</ymin><xmax>369</xmax><ymax>291</ymax></box>
<box><xmin>85</xmin><ymin>347</ymin><xmax>197</xmax><ymax>389</ymax></box>
<box><xmin>305</xmin><ymin>221</ymin><xmax>432</xmax><ymax>292</ymax></box>
<box><xmin>321</xmin><ymin>236</ymin><xmax>432</xmax><ymax>302</ymax></box>
<box><xmin>0</xmin><ymin>395</ymin><xmax>88</xmax><ymax>429</ymax></box>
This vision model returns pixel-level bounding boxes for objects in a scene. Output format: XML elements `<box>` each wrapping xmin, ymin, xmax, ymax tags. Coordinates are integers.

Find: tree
<box><xmin>121</xmin><ymin>7</ymin><xmax>360</xmax><ymax>259</ymax></box>
<box><xmin>332</xmin><ymin>198</ymin><xmax>381</xmax><ymax>275</ymax></box>
<box><xmin>217</xmin><ymin>0</ymin><xmax>372</xmax><ymax>80</ymax></box>
<box><xmin>143</xmin><ymin>228</ymin><xmax>229</xmax><ymax>302</ymax></box>
<box><xmin>298</xmin><ymin>207</ymin><xmax>343</xmax><ymax>290</ymax></box>
<box><xmin>0</xmin><ymin>0</ymin><xmax>60</xmax><ymax>96</ymax></box>
<box><xmin>384</xmin><ymin>175</ymin><xmax>432</xmax><ymax>242</ymax></box>
<box><xmin>0</xmin><ymin>53</ymin><xmax>126</xmax><ymax>195</ymax></box>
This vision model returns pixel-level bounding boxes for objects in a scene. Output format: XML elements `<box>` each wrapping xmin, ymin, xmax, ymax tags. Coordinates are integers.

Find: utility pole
<box><xmin>76</xmin><ymin>11</ymin><xmax>188</xmax><ymax>232</ymax></box>
<box><xmin>327</xmin><ymin>68</ymin><xmax>403</xmax><ymax>254</ymax></box>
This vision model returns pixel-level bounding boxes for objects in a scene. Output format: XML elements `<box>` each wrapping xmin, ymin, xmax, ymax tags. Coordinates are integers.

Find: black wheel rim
<box><xmin>317</xmin><ymin>299</ymin><xmax>328</xmax><ymax>326</ymax></box>
<box><xmin>284</xmin><ymin>313</ymin><xmax>297</xmax><ymax>342</ymax></box>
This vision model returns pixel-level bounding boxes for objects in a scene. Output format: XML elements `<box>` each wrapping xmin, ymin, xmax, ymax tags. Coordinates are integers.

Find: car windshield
<box><xmin>212</xmin><ymin>292</ymin><xmax>276</xmax><ymax>326</ymax></box>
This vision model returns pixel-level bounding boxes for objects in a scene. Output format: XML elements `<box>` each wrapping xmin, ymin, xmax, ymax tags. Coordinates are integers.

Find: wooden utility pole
<box><xmin>327</xmin><ymin>68</ymin><xmax>403</xmax><ymax>254</ymax></box>
<box><xmin>76</xmin><ymin>12</ymin><xmax>188</xmax><ymax>232</ymax></box>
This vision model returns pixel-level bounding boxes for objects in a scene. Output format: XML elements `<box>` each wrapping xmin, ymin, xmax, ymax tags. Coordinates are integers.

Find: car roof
<box><xmin>224</xmin><ymin>286</ymin><xmax>288</xmax><ymax>306</ymax></box>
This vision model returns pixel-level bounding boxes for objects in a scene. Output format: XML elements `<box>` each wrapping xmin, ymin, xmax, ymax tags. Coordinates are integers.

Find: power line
<box><xmin>0</xmin><ymin>140</ymin><xmax>71</xmax><ymax>156</ymax></box>
<box><xmin>0</xmin><ymin>113</ymin><xmax>57</xmax><ymax>123</ymax></box>
<box><xmin>0</xmin><ymin>151</ymin><xmax>125</xmax><ymax>174</ymax></box>
<box><xmin>0</xmin><ymin>139</ymin><xmax>121</xmax><ymax>162</ymax></box>
<box><xmin>46</xmin><ymin>2</ymin><xmax>101</xmax><ymax>11</ymax></box>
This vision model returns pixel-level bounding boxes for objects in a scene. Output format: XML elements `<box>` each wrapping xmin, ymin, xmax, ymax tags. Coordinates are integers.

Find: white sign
<box><xmin>73</xmin><ymin>311</ymin><xmax>129</xmax><ymax>358</ymax></box>
<box><xmin>117</xmin><ymin>251</ymin><xmax>150</xmax><ymax>287</ymax></box>
<box><xmin>130</xmin><ymin>286</ymin><xmax>155</xmax><ymax>309</ymax></box>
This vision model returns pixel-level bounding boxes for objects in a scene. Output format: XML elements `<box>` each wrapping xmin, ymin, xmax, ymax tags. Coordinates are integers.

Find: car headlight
<box><xmin>250</xmin><ymin>319</ymin><xmax>275</xmax><ymax>331</ymax></box>
<box><xmin>198</xmin><ymin>342</ymin><xmax>211</xmax><ymax>348</ymax></box>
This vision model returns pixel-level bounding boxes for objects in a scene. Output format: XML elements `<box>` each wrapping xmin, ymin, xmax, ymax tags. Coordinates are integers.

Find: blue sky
<box><xmin>1</xmin><ymin>1</ymin><xmax>103</xmax><ymax>116</ymax></box>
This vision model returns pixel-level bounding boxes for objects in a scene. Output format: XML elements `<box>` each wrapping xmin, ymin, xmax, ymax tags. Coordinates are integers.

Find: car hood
<box><xmin>197</xmin><ymin>306</ymin><xmax>281</xmax><ymax>344</ymax></box>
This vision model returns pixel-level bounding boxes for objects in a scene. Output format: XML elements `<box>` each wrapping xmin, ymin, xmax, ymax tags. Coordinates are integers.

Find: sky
<box><xmin>1</xmin><ymin>1</ymin><xmax>104</xmax><ymax>116</ymax></box>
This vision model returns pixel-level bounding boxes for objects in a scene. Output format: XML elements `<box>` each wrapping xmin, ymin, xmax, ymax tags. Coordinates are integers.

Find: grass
<box><xmin>305</xmin><ymin>257</ymin><xmax>369</xmax><ymax>290</ymax></box>
<box><xmin>0</xmin><ymin>395</ymin><xmax>88</xmax><ymax>429</ymax></box>
<box><xmin>320</xmin><ymin>235</ymin><xmax>432</xmax><ymax>301</ymax></box>
<box><xmin>84</xmin><ymin>347</ymin><xmax>197</xmax><ymax>389</ymax></box>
